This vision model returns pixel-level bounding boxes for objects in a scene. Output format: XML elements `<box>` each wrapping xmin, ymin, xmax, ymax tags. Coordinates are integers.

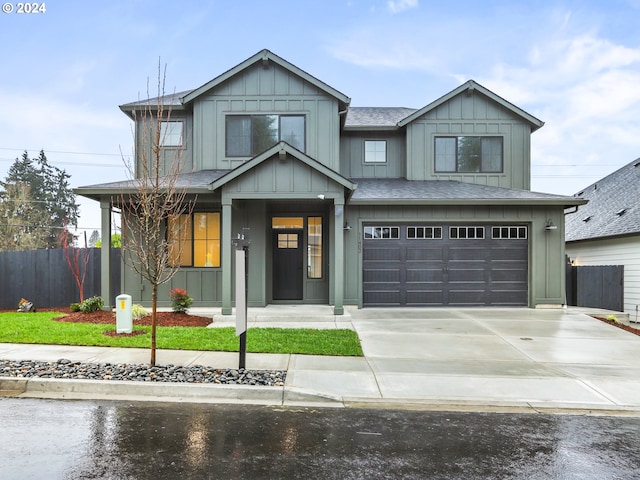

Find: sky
<box><xmin>1</xmin><ymin>0</ymin><xmax>640</xmax><ymax>235</ymax></box>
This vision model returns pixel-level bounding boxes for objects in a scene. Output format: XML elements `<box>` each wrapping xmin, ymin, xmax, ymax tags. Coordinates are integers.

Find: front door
<box><xmin>273</xmin><ymin>229</ymin><xmax>303</xmax><ymax>300</ymax></box>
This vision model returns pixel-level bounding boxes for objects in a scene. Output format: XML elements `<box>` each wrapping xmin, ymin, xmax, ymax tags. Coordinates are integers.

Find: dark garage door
<box><xmin>363</xmin><ymin>224</ymin><xmax>528</xmax><ymax>307</ymax></box>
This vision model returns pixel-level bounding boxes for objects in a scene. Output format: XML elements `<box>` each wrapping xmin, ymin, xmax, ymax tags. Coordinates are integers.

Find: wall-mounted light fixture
<box><xmin>343</xmin><ymin>223</ymin><xmax>352</xmax><ymax>231</ymax></box>
<box><xmin>544</xmin><ymin>219</ymin><xmax>557</xmax><ymax>231</ymax></box>
<box><xmin>317</xmin><ymin>194</ymin><xmax>325</xmax><ymax>200</ymax></box>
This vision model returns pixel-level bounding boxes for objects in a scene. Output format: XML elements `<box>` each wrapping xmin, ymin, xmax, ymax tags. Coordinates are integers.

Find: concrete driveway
<box><xmin>338</xmin><ymin>307</ymin><xmax>640</xmax><ymax>410</ymax></box>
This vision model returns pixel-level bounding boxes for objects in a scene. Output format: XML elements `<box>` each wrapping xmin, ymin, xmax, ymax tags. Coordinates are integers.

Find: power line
<box><xmin>0</xmin><ymin>147</ymin><xmax>127</xmax><ymax>157</ymax></box>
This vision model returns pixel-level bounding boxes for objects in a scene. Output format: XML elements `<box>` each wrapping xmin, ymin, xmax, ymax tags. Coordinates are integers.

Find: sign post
<box><xmin>232</xmin><ymin>228</ymin><xmax>250</xmax><ymax>369</ymax></box>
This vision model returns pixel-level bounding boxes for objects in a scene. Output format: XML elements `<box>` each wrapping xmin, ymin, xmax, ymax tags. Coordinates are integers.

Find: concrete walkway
<box><xmin>1</xmin><ymin>306</ymin><xmax>640</xmax><ymax>414</ymax></box>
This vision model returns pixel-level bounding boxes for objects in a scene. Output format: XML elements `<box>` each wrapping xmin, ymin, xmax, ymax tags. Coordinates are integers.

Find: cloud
<box><xmin>387</xmin><ymin>0</ymin><xmax>418</xmax><ymax>13</ymax></box>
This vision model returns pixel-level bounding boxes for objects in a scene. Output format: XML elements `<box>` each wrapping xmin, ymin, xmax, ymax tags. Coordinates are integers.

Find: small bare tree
<box><xmin>59</xmin><ymin>222</ymin><xmax>90</xmax><ymax>302</ymax></box>
<box><xmin>120</xmin><ymin>61</ymin><xmax>193</xmax><ymax>367</ymax></box>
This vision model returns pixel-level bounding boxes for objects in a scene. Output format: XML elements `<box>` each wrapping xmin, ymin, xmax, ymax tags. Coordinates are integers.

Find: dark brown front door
<box><xmin>273</xmin><ymin>230</ymin><xmax>303</xmax><ymax>300</ymax></box>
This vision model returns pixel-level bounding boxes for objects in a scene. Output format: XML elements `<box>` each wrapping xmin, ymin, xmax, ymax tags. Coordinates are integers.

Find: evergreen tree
<box><xmin>88</xmin><ymin>230</ymin><xmax>101</xmax><ymax>247</ymax></box>
<box><xmin>0</xmin><ymin>150</ymin><xmax>79</xmax><ymax>250</ymax></box>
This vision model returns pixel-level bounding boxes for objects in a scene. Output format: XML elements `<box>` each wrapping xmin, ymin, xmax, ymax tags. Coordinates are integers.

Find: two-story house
<box><xmin>76</xmin><ymin>49</ymin><xmax>585</xmax><ymax>314</ymax></box>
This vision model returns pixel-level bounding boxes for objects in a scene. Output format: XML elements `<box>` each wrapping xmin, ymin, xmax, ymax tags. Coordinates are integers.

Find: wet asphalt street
<box><xmin>1</xmin><ymin>398</ymin><xmax>639</xmax><ymax>480</ymax></box>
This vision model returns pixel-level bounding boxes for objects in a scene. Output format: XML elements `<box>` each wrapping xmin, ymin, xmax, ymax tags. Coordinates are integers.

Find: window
<box><xmin>308</xmin><ymin>217</ymin><xmax>322</xmax><ymax>278</ymax></box>
<box><xmin>226</xmin><ymin>115</ymin><xmax>305</xmax><ymax>156</ymax></box>
<box><xmin>407</xmin><ymin>226</ymin><xmax>443</xmax><ymax>239</ymax></box>
<box><xmin>435</xmin><ymin>136</ymin><xmax>503</xmax><ymax>173</ymax></box>
<box><xmin>277</xmin><ymin>233</ymin><xmax>298</xmax><ymax>249</ymax></box>
<box><xmin>492</xmin><ymin>226</ymin><xmax>527</xmax><ymax>239</ymax></box>
<box><xmin>160</xmin><ymin>121</ymin><xmax>183</xmax><ymax>147</ymax></box>
<box><xmin>168</xmin><ymin>212</ymin><xmax>220</xmax><ymax>267</ymax></box>
<box><xmin>450</xmin><ymin>226</ymin><xmax>484</xmax><ymax>239</ymax></box>
<box><xmin>364</xmin><ymin>140</ymin><xmax>386</xmax><ymax>163</ymax></box>
<box><xmin>364</xmin><ymin>226</ymin><xmax>400</xmax><ymax>239</ymax></box>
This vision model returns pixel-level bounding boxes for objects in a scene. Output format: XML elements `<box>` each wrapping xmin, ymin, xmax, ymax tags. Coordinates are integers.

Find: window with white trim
<box><xmin>407</xmin><ymin>226</ymin><xmax>443</xmax><ymax>239</ymax></box>
<box><xmin>491</xmin><ymin>226</ymin><xmax>527</xmax><ymax>239</ymax></box>
<box><xmin>160</xmin><ymin>121</ymin><xmax>183</xmax><ymax>147</ymax></box>
<box><xmin>364</xmin><ymin>226</ymin><xmax>400</xmax><ymax>239</ymax></box>
<box><xmin>364</xmin><ymin>140</ymin><xmax>386</xmax><ymax>163</ymax></box>
<box><xmin>449</xmin><ymin>226</ymin><xmax>484</xmax><ymax>239</ymax></box>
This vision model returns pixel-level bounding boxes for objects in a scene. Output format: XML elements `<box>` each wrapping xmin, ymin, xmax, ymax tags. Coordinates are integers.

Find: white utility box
<box><xmin>115</xmin><ymin>294</ymin><xmax>132</xmax><ymax>333</ymax></box>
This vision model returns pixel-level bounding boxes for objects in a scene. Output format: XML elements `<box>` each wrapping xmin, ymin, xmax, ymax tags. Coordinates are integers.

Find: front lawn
<box><xmin>0</xmin><ymin>311</ymin><xmax>363</xmax><ymax>356</ymax></box>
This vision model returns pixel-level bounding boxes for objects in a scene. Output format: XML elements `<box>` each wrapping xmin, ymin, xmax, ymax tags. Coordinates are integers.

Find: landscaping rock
<box><xmin>0</xmin><ymin>359</ymin><xmax>286</xmax><ymax>386</ymax></box>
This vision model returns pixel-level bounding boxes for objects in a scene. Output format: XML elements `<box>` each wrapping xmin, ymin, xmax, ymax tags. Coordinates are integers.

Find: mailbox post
<box><xmin>232</xmin><ymin>228</ymin><xmax>250</xmax><ymax>369</ymax></box>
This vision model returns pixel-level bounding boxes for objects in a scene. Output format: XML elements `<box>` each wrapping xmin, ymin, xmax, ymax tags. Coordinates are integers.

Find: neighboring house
<box><xmin>565</xmin><ymin>158</ymin><xmax>640</xmax><ymax>316</ymax></box>
<box><xmin>76</xmin><ymin>49</ymin><xmax>584</xmax><ymax>313</ymax></box>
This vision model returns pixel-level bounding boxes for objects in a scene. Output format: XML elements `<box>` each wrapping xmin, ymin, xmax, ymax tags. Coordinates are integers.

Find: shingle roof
<box><xmin>350</xmin><ymin>178</ymin><xmax>582</xmax><ymax>206</ymax></box>
<box><xmin>74</xmin><ymin>169</ymin><xmax>230</xmax><ymax>201</ymax></box>
<box><xmin>344</xmin><ymin>107</ymin><xmax>417</xmax><ymax>128</ymax></box>
<box><xmin>565</xmin><ymin>158</ymin><xmax>640</xmax><ymax>242</ymax></box>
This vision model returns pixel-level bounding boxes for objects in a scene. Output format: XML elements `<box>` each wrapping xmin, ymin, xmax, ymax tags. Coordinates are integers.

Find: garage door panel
<box><xmin>363</xmin><ymin>290</ymin><xmax>401</xmax><ymax>306</ymax></box>
<box><xmin>490</xmin><ymin>246</ymin><xmax>527</xmax><ymax>261</ymax></box>
<box><xmin>406</xmin><ymin>268</ymin><xmax>444</xmax><ymax>283</ymax></box>
<box><xmin>363</xmin><ymin>268</ymin><xmax>400</xmax><ymax>283</ymax></box>
<box><xmin>364</xmin><ymin>247</ymin><xmax>401</xmax><ymax>262</ymax></box>
<box><xmin>448</xmin><ymin>267</ymin><xmax>486</xmax><ymax>282</ymax></box>
<box><xmin>406</xmin><ymin>248</ymin><xmax>443</xmax><ymax>261</ymax></box>
<box><xmin>406</xmin><ymin>290</ymin><xmax>445</xmax><ymax>306</ymax></box>
<box><xmin>448</xmin><ymin>247</ymin><xmax>486</xmax><ymax>260</ymax></box>
<box><xmin>449</xmin><ymin>290</ymin><xmax>486</xmax><ymax>305</ymax></box>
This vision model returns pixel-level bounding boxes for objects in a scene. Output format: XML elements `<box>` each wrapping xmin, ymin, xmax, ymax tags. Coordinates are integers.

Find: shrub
<box><xmin>132</xmin><ymin>304</ymin><xmax>149</xmax><ymax>321</ymax></box>
<box><xmin>69</xmin><ymin>303</ymin><xmax>81</xmax><ymax>312</ymax></box>
<box><xmin>79</xmin><ymin>296</ymin><xmax>104</xmax><ymax>313</ymax></box>
<box><xmin>170</xmin><ymin>288</ymin><xmax>193</xmax><ymax>313</ymax></box>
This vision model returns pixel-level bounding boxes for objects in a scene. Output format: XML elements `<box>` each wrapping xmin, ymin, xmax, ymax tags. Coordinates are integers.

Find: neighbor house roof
<box><xmin>565</xmin><ymin>158</ymin><xmax>640</xmax><ymax>242</ymax></box>
<box><xmin>350</xmin><ymin>178</ymin><xmax>585</xmax><ymax>207</ymax></box>
<box><xmin>397</xmin><ymin>80</ymin><xmax>545</xmax><ymax>132</ymax></box>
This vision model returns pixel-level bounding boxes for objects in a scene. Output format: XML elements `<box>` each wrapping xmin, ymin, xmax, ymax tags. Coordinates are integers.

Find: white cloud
<box><xmin>387</xmin><ymin>0</ymin><xmax>418</xmax><ymax>13</ymax></box>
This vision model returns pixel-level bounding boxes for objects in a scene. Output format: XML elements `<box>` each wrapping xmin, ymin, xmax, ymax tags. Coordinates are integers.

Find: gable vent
<box><xmin>615</xmin><ymin>209</ymin><xmax>627</xmax><ymax>216</ymax></box>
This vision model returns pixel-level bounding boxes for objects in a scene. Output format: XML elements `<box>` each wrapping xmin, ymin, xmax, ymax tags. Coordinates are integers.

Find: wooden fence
<box><xmin>566</xmin><ymin>261</ymin><xmax>624</xmax><ymax>312</ymax></box>
<box><xmin>0</xmin><ymin>248</ymin><xmax>121</xmax><ymax>309</ymax></box>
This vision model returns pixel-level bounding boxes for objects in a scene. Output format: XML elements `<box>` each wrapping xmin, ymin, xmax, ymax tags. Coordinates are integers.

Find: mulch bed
<box><xmin>593</xmin><ymin>316</ymin><xmax>640</xmax><ymax>336</ymax></box>
<box><xmin>19</xmin><ymin>307</ymin><xmax>213</xmax><ymax>337</ymax></box>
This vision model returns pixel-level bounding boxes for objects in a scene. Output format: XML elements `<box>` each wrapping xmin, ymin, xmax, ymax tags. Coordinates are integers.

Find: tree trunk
<box><xmin>151</xmin><ymin>284</ymin><xmax>157</xmax><ymax>367</ymax></box>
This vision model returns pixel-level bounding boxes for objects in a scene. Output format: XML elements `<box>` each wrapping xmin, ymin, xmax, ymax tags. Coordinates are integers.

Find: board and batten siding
<box><xmin>405</xmin><ymin>92</ymin><xmax>532</xmax><ymax>189</ymax></box>
<box><xmin>342</xmin><ymin>204</ymin><xmax>566</xmax><ymax>308</ymax></box>
<box><xmin>135</xmin><ymin>113</ymin><xmax>194</xmax><ymax>176</ymax></box>
<box><xmin>566</xmin><ymin>235</ymin><xmax>640</xmax><ymax>317</ymax></box>
<box><xmin>340</xmin><ymin>131</ymin><xmax>406</xmax><ymax>178</ymax></box>
<box><xmin>191</xmin><ymin>62</ymin><xmax>341</xmax><ymax>172</ymax></box>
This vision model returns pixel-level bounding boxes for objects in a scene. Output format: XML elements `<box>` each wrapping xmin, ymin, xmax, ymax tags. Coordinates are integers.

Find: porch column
<box><xmin>333</xmin><ymin>197</ymin><xmax>344</xmax><ymax>315</ymax></box>
<box><xmin>100</xmin><ymin>199</ymin><xmax>112</xmax><ymax>310</ymax></box>
<box><xmin>221</xmin><ymin>199</ymin><xmax>233</xmax><ymax>315</ymax></box>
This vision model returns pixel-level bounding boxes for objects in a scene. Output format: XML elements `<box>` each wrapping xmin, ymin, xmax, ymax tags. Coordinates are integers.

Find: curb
<box><xmin>0</xmin><ymin>376</ymin><xmax>344</xmax><ymax>407</ymax></box>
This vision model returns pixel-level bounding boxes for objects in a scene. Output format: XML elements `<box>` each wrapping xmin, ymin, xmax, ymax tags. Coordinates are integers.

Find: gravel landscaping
<box><xmin>0</xmin><ymin>359</ymin><xmax>286</xmax><ymax>386</ymax></box>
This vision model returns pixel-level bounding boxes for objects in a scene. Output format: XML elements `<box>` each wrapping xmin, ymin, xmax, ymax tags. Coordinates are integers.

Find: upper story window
<box><xmin>226</xmin><ymin>114</ymin><xmax>305</xmax><ymax>157</ymax></box>
<box><xmin>160</xmin><ymin>121</ymin><xmax>183</xmax><ymax>147</ymax></box>
<box><xmin>364</xmin><ymin>140</ymin><xmax>386</xmax><ymax>163</ymax></box>
<box><xmin>435</xmin><ymin>136</ymin><xmax>503</xmax><ymax>173</ymax></box>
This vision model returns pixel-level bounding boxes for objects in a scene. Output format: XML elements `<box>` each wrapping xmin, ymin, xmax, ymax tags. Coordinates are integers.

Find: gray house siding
<box><xmin>135</xmin><ymin>113</ymin><xmax>193</xmax><ymax>177</ymax></box>
<box><xmin>191</xmin><ymin>62</ymin><xmax>341</xmax><ymax>172</ymax></box>
<box><xmin>340</xmin><ymin>130</ymin><xmax>405</xmax><ymax>178</ymax></box>
<box><xmin>405</xmin><ymin>93</ymin><xmax>532</xmax><ymax>189</ymax></box>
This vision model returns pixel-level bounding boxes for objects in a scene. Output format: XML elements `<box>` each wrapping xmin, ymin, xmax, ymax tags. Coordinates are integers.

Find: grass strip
<box><xmin>0</xmin><ymin>312</ymin><xmax>363</xmax><ymax>356</ymax></box>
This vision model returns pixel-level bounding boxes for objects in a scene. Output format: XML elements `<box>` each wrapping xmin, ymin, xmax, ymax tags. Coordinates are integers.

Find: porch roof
<box><xmin>350</xmin><ymin>178</ymin><xmax>586</xmax><ymax>207</ymax></box>
<box><xmin>74</xmin><ymin>169</ymin><xmax>230</xmax><ymax>201</ymax></box>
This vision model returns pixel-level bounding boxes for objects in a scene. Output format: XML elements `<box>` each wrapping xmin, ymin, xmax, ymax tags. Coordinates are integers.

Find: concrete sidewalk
<box><xmin>1</xmin><ymin>306</ymin><xmax>640</xmax><ymax>414</ymax></box>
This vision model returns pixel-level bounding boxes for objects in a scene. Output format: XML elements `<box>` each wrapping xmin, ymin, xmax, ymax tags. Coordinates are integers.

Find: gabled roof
<box><xmin>209</xmin><ymin>141</ymin><xmax>357</xmax><ymax>192</ymax></box>
<box><xmin>180</xmin><ymin>49</ymin><xmax>351</xmax><ymax>109</ymax></box>
<box><xmin>566</xmin><ymin>158</ymin><xmax>640</xmax><ymax>242</ymax></box>
<box><xmin>119</xmin><ymin>90</ymin><xmax>193</xmax><ymax>120</ymax></box>
<box><xmin>351</xmin><ymin>178</ymin><xmax>584</xmax><ymax>207</ymax></box>
<box><xmin>397</xmin><ymin>80</ymin><xmax>545</xmax><ymax>132</ymax></box>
